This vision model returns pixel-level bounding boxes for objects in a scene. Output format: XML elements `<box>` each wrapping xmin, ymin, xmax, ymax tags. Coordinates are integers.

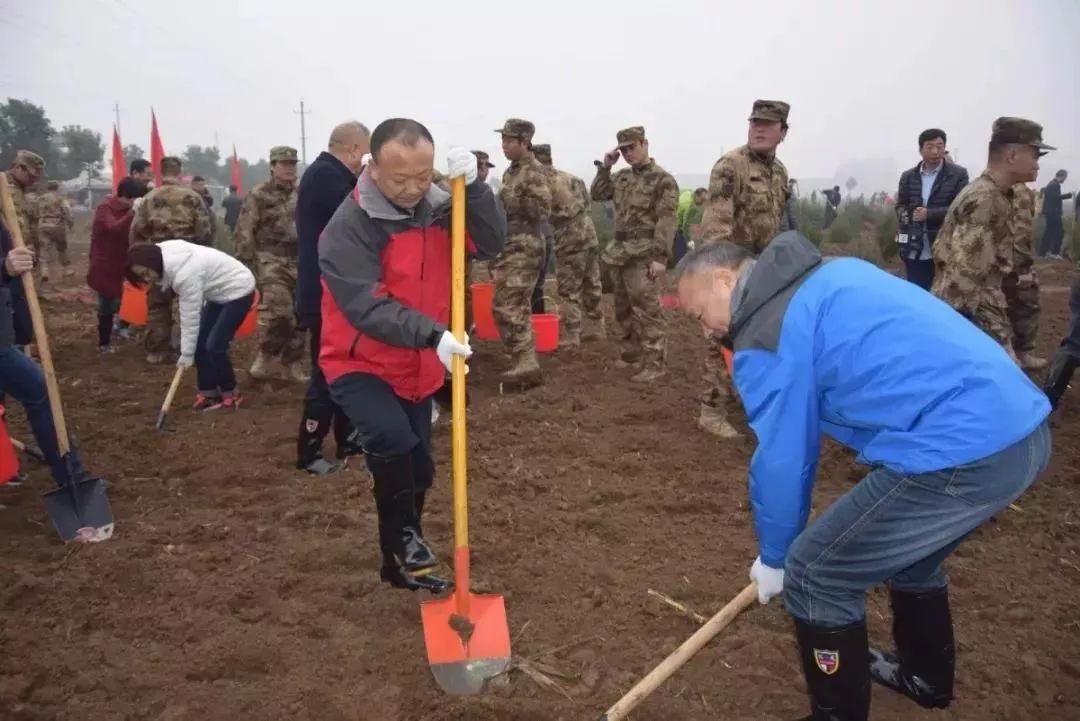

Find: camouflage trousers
<box><xmin>582</xmin><ymin>244</ymin><xmax>602</xmax><ymax>320</ymax></box>
<box><xmin>701</xmin><ymin>336</ymin><xmax>738</xmax><ymax>415</ymax></box>
<box><xmin>553</xmin><ymin>221</ymin><xmax>592</xmax><ymax>341</ymax></box>
<box><xmin>145</xmin><ymin>284</ymin><xmax>176</xmax><ymax>354</ymax></box>
<box><xmin>1004</xmin><ymin>268</ymin><xmax>1040</xmax><ymax>354</ymax></box>
<box><xmin>492</xmin><ymin>233</ymin><xmax>544</xmax><ymax>355</ymax></box>
<box><xmin>609</xmin><ymin>259</ymin><xmax>666</xmax><ymax>370</ymax></box>
<box><xmin>258</xmin><ymin>253</ymin><xmax>306</xmax><ymax>364</ymax></box>
<box><xmin>38</xmin><ymin>226</ymin><xmax>70</xmax><ymax>268</ymax></box>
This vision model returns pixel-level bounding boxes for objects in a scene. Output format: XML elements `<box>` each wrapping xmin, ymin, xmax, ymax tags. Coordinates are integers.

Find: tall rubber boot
<box><xmin>333</xmin><ymin>412</ymin><xmax>364</xmax><ymax>460</ymax></box>
<box><xmin>1043</xmin><ymin>350</ymin><xmax>1078</xmax><ymax>410</ymax></box>
<box><xmin>368</xmin><ymin>453</ymin><xmax>450</xmax><ymax>593</ymax></box>
<box><xmin>793</xmin><ymin>617</ymin><xmax>871</xmax><ymax>721</ymax></box>
<box><xmin>869</xmin><ymin>586</ymin><xmax>955</xmax><ymax>709</ymax></box>
<box><xmin>296</xmin><ymin>414</ymin><xmax>341</xmax><ymax>475</ymax></box>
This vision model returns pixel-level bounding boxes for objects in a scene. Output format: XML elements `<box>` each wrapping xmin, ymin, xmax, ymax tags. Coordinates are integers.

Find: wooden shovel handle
<box><xmin>160</xmin><ymin>367</ymin><xmax>185</xmax><ymax>416</ymax></box>
<box><xmin>598</xmin><ymin>582</ymin><xmax>758</xmax><ymax>721</ymax></box>
<box><xmin>0</xmin><ymin>175</ymin><xmax>69</xmax><ymax>454</ymax></box>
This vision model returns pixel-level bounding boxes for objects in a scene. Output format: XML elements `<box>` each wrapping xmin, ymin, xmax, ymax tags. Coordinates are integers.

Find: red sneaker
<box><xmin>192</xmin><ymin>394</ymin><xmax>223</xmax><ymax>411</ymax></box>
<box><xmin>219</xmin><ymin>393</ymin><xmax>243</xmax><ymax>410</ymax></box>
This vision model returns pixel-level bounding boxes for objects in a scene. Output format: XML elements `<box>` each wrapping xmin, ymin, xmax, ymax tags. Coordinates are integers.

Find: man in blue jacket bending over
<box><xmin>675</xmin><ymin>232</ymin><xmax>1051</xmax><ymax>721</ymax></box>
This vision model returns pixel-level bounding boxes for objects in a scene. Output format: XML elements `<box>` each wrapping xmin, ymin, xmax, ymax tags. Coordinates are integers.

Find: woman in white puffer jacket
<box><xmin>126</xmin><ymin>240</ymin><xmax>256</xmax><ymax>410</ymax></box>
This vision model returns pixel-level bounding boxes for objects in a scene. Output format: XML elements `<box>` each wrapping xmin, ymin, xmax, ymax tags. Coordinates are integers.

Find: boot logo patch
<box><xmin>305</xmin><ymin>419</ymin><xmax>319</xmax><ymax>433</ymax></box>
<box><xmin>813</xmin><ymin>649</ymin><xmax>840</xmax><ymax>675</ymax></box>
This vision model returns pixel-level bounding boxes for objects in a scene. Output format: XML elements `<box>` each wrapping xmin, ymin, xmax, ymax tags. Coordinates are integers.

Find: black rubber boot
<box><xmin>368</xmin><ymin>453</ymin><xmax>438</xmax><ymax>574</ymax></box>
<box><xmin>333</xmin><ymin>412</ymin><xmax>364</xmax><ymax>460</ymax></box>
<box><xmin>1043</xmin><ymin>350</ymin><xmax>1078</xmax><ymax>411</ymax></box>
<box><xmin>380</xmin><ymin>562</ymin><xmax>453</xmax><ymax>593</ymax></box>
<box><xmin>870</xmin><ymin>586</ymin><xmax>955</xmax><ymax>709</ymax></box>
<box><xmin>296</xmin><ymin>414</ymin><xmax>341</xmax><ymax>475</ymax></box>
<box><xmin>793</xmin><ymin>617</ymin><xmax>871</xmax><ymax>721</ymax></box>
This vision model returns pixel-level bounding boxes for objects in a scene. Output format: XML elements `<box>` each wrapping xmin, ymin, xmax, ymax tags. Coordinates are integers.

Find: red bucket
<box><xmin>118</xmin><ymin>281</ymin><xmax>149</xmax><ymax>326</ymax></box>
<box><xmin>471</xmin><ymin>282</ymin><xmax>500</xmax><ymax>341</ymax></box>
<box><xmin>235</xmin><ymin>290</ymin><xmax>261</xmax><ymax>340</ymax></box>
<box><xmin>0</xmin><ymin>405</ymin><xmax>20</xmax><ymax>485</ymax></box>
<box><xmin>532</xmin><ymin>313</ymin><xmax>559</xmax><ymax>353</ymax></box>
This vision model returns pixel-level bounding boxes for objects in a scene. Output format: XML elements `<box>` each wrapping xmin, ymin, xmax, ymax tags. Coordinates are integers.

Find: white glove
<box><xmin>133</xmin><ymin>196</ymin><xmax>145</xmax><ymax>211</ymax></box>
<box><xmin>750</xmin><ymin>556</ymin><xmax>785</xmax><ymax>605</ymax></box>
<box><xmin>435</xmin><ymin>330</ymin><xmax>472</xmax><ymax>373</ymax></box>
<box><xmin>446</xmin><ymin>147</ymin><xmax>478</xmax><ymax>185</ymax></box>
<box><xmin>177</xmin><ymin>355</ymin><xmax>194</xmax><ymax>369</ymax></box>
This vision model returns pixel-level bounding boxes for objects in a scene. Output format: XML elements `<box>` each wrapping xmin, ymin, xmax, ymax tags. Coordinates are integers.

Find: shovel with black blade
<box><xmin>1</xmin><ymin>174</ymin><xmax>114</xmax><ymax>543</ymax></box>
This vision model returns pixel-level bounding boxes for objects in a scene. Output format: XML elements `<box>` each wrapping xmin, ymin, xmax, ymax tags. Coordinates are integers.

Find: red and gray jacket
<box><xmin>318</xmin><ymin>168</ymin><xmax>506</xmax><ymax>401</ymax></box>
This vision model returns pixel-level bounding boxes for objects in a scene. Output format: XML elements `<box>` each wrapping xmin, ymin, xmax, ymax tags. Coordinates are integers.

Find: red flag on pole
<box><xmin>230</xmin><ymin>145</ymin><xmax>244</xmax><ymax>195</ymax></box>
<box><xmin>150</xmin><ymin>109</ymin><xmax>165</xmax><ymax>187</ymax></box>
<box><xmin>111</xmin><ymin>125</ymin><xmax>126</xmax><ymax>194</ymax></box>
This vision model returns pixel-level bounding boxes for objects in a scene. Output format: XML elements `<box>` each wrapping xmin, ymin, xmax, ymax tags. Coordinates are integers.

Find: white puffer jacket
<box><xmin>158</xmin><ymin>240</ymin><xmax>256</xmax><ymax>361</ymax></box>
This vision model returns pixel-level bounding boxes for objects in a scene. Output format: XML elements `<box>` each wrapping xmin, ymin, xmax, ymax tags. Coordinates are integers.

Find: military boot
<box><xmin>581</xmin><ymin>316</ymin><xmax>606</xmax><ymax>342</ymax></box>
<box><xmin>794</xmin><ymin>617</ymin><xmax>871</xmax><ymax>721</ymax></box>
<box><xmin>557</xmin><ymin>327</ymin><xmax>581</xmax><ymax>352</ymax></box>
<box><xmin>499</xmin><ymin>348</ymin><xmax>543</xmax><ymax>390</ymax></box>
<box><xmin>1018</xmin><ymin>352</ymin><xmax>1048</xmax><ymax>372</ymax></box>
<box><xmin>631</xmin><ymin>351</ymin><xmax>667</xmax><ymax>383</ymax></box>
<box><xmin>697</xmin><ymin>403</ymin><xmax>740</xmax><ymax>439</ymax></box>
<box><xmin>869</xmin><ymin>586</ymin><xmax>955</xmax><ymax>710</ymax></box>
<box><xmin>145</xmin><ymin>351</ymin><xmax>169</xmax><ymax>365</ymax></box>
<box><xmin>296</xmin><ymin>415</ymin><xmax>342</xmax><ymax>475</ymax></box>
<box><xmin>1044</xmin><ymin>350</ymin><xmax>1078</xmax><ymax>410</ymax></box>
<box><xmin>614</xmin><ymin>346</ymin><xmax>641</xmax><ymax>369</ymax></box>
<box><xmin>249</xmin><ymin>350</ymin><xmax>274</xmax><ymax>380</ymax></box>
<box><xmin>287</xmin><ymin>359</ymin><xmax>311</xmax><ymax>383</ymax></box>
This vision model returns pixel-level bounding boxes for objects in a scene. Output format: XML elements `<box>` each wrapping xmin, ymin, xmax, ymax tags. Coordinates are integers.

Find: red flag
<box><xmin>149</xmin><ymin>109</ymin><xmax>165</xmax><ymax>187</ymax></box>
<box><xmin>230</xmin><ymin>145</ymin><xmax>244</xmax><ymax>195</ymax></box>
<box><xmin>111</xmin><ymin>125</ymin><xmax>126</xmax><ymax>193</ymax></box>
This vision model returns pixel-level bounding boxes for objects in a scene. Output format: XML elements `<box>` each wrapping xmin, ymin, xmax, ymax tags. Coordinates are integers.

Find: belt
<box><xmin>507</xmin><ymin>222</ymin><xmax>541</xmax><ymax>236</ymax></box>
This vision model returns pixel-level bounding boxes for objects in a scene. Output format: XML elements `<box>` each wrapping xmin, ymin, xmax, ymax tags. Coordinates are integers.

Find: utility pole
<box><xmin>113</xmin><ymin>101</ymin><xmax>121</xmax><ymax>134</ymax></box>
<box><xmin>214</xmin><ymin>131</ymin><xmax>220</xmax><ymax>150</ymax></box>
<box><xmin>295</xmin><ymin>99</ymin><xmax>309</xmax><ymax>167</ymax></box>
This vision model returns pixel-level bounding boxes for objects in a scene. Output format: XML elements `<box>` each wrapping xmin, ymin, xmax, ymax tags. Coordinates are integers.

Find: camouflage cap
<box><xmin>748</xmin><ymin>100</ymin><xmax>791</xmax><ymax>124</ymax></box>
<box><xmin>13</xmin><ymin>150</ymin><xmax>45</xmax><ymax>173</ymax></box>
<box><xmin>270</xmin><ymin>145</ymin><xmax>299</xmax><ymax>163</ymax></box>
<box><xmin>495</xmin><ymin>118</ymin><xmax>535</xmax><ymax>140</ymax></box>
<box><xmin>532</xmin><ymin>144</ymin><xmax>552</xmax><ymax>165</ymax></box>
<box><xmin>472</xmin><ymin>150</ymin><xmax>496</xmax><ymax>169</ymax></box>
<box><xmin>991</xmin><ymin>117</ymin><xmax>1055</xmax><ymax>151</ymax></box>
<box><xmin>616</xmin><ymin>126</ymin><xmax>646</xmax><ymax>148</ymax></box>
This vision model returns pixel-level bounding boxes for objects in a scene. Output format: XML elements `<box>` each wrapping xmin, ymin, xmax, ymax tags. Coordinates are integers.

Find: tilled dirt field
<box><xmin>1</xmin><ymin>240</ymin><xmax>1078</xmax><ymax>721</ymax></box>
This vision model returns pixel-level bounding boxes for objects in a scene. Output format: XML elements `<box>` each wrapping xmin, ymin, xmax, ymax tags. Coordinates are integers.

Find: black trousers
<box><xmin>902</xmin><ymin>258</ymin><xmax>935</xmax><ymax>291</ymax></box>
<box><xmin>1039</xmin><ymin>215</ymin><xmax>1065</xmax><ymax>257</ymax></box>
<box><xmin>299</xmin><ymin>315</ymin><xmax>355</xmax><ymax>459</ymax></box>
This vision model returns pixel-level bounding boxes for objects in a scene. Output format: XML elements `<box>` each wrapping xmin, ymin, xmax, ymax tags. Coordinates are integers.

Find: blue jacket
<box><xmin>295</xmin><ymin>151</ymin><xmax>358</xmax><ymax>321</ymax></box>
<box><xmin>729</xmin><ymin>232</ymin><xmax>1050</xmax><ymax>568</ymax></box>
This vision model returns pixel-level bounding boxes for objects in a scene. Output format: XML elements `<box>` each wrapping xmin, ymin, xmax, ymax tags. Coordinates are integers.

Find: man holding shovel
<box><xmin>674</xmin><ymin>232</ymin><xmax>1050</xmax><ymax>720</ymax></box>
<box><xmin>318</xmin><ymin>119</ymin><xmax>505</xmax><ymax>592</ymax></box>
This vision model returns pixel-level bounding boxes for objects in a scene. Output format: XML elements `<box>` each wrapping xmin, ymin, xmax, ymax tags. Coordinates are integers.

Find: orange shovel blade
<box><xmin>421</xmin><ymin>592</ymin><xmax>511</xmax><ymax>695</ymax></box>
<box><xmin>721</xmin><ymin>346</ymin><xmax>734</xmax><ymax>375</ymax></box>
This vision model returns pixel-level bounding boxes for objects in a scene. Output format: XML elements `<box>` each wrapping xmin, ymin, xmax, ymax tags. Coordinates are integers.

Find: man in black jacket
<box><xmin>1038</xmin><ymin>169</ymin><xmax>1072</xmax><ymax>258</ymax></box>
<box><xmin>895</xmin><ymin>129</ymin><xmax>970</xmax><ymax>289</ymax></box>
<box><xmin>295</xmin><ymin>121</ymin><xmax>370</xmax><ymax>475</ymax></box>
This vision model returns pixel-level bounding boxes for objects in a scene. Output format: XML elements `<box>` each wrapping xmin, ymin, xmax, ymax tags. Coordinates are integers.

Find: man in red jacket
<box><xmin>319</xmin><ymin>118</ymin><xmax>506</xmax><ymax>592</ymax></box>
<box><xmin>88</xmin><ymin>178</ymin><xmax>148</xmax><ymax>351</ymax></box>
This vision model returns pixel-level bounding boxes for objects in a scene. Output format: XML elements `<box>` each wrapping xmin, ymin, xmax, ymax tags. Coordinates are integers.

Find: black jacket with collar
<box><xmin>895</xmin><ymin>160</ymin><xmax>970</xmax><ymax>245</ymax></box>
<box><xmin>296</xmin><ymin>151</ymin><xmax>359</xmax><ymax>320</ymax></box>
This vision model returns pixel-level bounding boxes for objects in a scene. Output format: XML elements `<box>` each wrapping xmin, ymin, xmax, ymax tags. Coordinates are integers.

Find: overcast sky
<box><xmin>4</xmin><ymin>0</ymin><xmax>1079</xmax><ymax>189</ymax></box>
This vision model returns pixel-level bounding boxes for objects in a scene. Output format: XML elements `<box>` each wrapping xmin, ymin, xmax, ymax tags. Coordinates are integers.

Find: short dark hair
<box><xmin>229</xmin><ymin>184</ymin><xmax>237</xmax><ymax>192</ymax></box>
<box><xmin>694</xmin><ymin>187</ymin><xmax>707</xmax><ymax>195</ymax></box>
<box><xmin>673</xmin><ymin>242</ymin><xmax>753</xmax><ymax>284</ymax></box>
<box><xmin>370</xmin><ymin>118</ymin><xmax>434</xmax><ymax>160</ymax></box>
<box><xmin>117</xmin><ymin>177</ymin><xmax>148</xmax><ymax>199</ymax></box>
<box><xmin>130</xmin><ymin>158</ymin><xmax>151</xmax><ymax>175</ymax></box>
<box><xmin>918</xmin><ymin>129</ymin><xmax>947</xmax><ymax>148</ymax></box>
<box><xmin>160</xmin><ymin>156</ymin><xmax>182</xmax><ymax>176</ymax></box>
<box><xmin>191</xmin><ymin>175</ymin><xmax>205</xmax><ymax>183</ymax></box>
<box><xmin>125</xmin><ymin>242</ymin><xmax>164</xmax><ymax>287</ymax></box>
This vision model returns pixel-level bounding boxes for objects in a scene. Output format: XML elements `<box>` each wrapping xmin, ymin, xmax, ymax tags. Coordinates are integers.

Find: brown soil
<box><xmin>1</xmin><ymin>238</ymin><xmax>1078</xmax><ymax>721</ymax></box>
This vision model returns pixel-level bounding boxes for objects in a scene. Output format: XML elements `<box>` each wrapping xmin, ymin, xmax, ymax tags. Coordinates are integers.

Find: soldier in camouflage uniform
<box><xmin>4</xmin><ymin>151</ymin><xmax>44</xmax><ymax>280</ymax></box>
<box><xmin>233</xmin><ymin>146</ymin><xmax>304</xmax><ymax>382</ymax></box>
<box><xmin>591</xmin><ymin>126</ymin><xmax>679</xmax><ymax>382</ymax></box>
<box><xmin>932</xmin><ymin>117</ymin><xmax>1054</xmax><ymax>360</ymax></box>
<box><xmin>37</xmin><ymin>180</ymin><xmax>74</xmax><ymax>279</ymax></box>
<box><xmin>697</xmin><ymin>100</ymin><xmax>792</xmax><ymax>438</ymax></box>
<box><xmin>493</xmin><ymin>119</ymin><xmax>550</xmax><ymax>389</ymax></box>
<box><xmin>1003</xmin><ymin>183</ymin><xmax>1046</xmax><ymax>370</ymax></box>
<box><xmin>130</xmin><ymin>155</ymin><xmax>212</xmax><ymax>363</ymax></box>
<box><xmin>533</xmin><ymin>144</ymin><xmax>602</xmax><ymax>348</ymax></box>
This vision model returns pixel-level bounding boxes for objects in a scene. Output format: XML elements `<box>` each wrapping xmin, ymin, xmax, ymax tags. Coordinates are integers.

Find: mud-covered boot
<box><xmin>614</xmin><ymin>346</ymin><xmax>641</xmax><ymax>369</ymax></box>
<box><xmin>1043</xmin><ymin>350</ymin><xmax>1078</xmax><ymax>410</ymax></box>
<box><xmin>145</xmin><ymin>351</ymin><xmax>168</xmax><ymax>365</ymax></box>
<box><xmin>794</xmin><ymin>617</ymin><xmax>871</xmax><ymax>721</ymax></box>
<box><xmin>249</xmin><ymin>350</ymin><xmax>274</xmax><ymax>380</ymax></box>
<box><xmin>697</xmin><ymin>403</ymin><xmax>740</xmax><ymax>439</ymax></box>
<box><xmin>1018</xmin><ymin>352</ymin><xmax>1048</xmax><ymax>371</ymax></box>
<box><xmin>500</xmin><ymin>348</ymin><xmax>543</xmax><ymax>390</ymax></box>
<box><xmin>581</xmin><ymin>316</ymin><xmax>606</xmax><ymax>342</ymax></box>
<box><xmin>287</xmin><ymin>360</ymin><xmax>311</xmax><ymax>383</ymax></box>
<box><xmin>296</xmin><ymin>415</ymin><xmax>341</xmax><ymax>475</ymax></box>
<box><xmin>557</xmin><ymin>327</ymin><xmax>581</xmax><ymax>352</ymax></box>
<box><xmin>632</xmin><ymin>350</ymin><xmax>667</xmax><ymax>383</ymax></box>
<box><xmin>869</xmin><ymin>586</ymin><xmax>955</xmax><ymax>710</ymax></box>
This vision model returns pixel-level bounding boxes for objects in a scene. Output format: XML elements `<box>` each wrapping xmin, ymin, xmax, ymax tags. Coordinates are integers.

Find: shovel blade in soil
<box><xmin>43</xmin><ymin>476</ymin><xmax>114</xmax><ymax>543</ymax></box>
<box><xmin>155</xmin><ymin>410</ymin><xmax>168</xmax><ymax>431</ymax></box>
<box><xmin>421</xmin><ymin>593</ymin><xmax>511</xmax><ymax>695</ymax></box>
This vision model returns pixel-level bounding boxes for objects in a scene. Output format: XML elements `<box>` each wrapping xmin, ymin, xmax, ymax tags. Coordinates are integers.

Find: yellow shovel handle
<box><xmin>450</xmin><ymin>177</ymin><xmax>469</xmax><ymax>555</ymax></box>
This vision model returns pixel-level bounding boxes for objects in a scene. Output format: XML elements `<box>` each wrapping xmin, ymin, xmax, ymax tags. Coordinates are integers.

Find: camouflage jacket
<box><xmin>233</xmin><ymin>179</ymin><xmax>298</xmax><ymax>266</ymax></box>
<box><xmin>499</xmin><ymin>153</ymin><xmax>551</xmax><ymax>236</ymax></box>
<box><xmin>546</xmin><ymin>167</ymin><xmax>586</xmax><ymax>228</ymax></box>
<box><xmin>130</xmin><ymin>179</ymin><xmax>212</xmax><ymax>246</ymax></box>
<box><xmin>931</xmin><ymin>172</ymin><xmax>1014</xmax><ymax>343</ymax></box>
<box><xmin>591</xmin><ymin>158</ymin><xmax>679</xmax><ymax>265</ymax></box>
<box><xmin>37</xmin><ymin>190</ymin><xmax>73</xmax><ymax>230</ymax></box>
<box><xmin>1009</xmin><ymin>183</ymin><xmax>1037</xmax><ymax>276</ymax></box>
<box><xmin>4</xmin><ymin>172</ymin><xmax>37</xmax><ymax>246</ymax></box>
<box><xmin>700</xmin><ymin>145</ymin><xmax>789</xmax><ymax>253</ymax></box>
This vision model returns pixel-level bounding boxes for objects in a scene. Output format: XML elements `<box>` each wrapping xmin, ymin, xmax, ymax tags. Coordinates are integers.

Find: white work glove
<box><xmin>177</xmin><ymin>355</ymin><xmax>194</xmax><ymax>369</ymax></box>
<box><xmin>750</xmin><ymin>556</ymin><xmax>785</xmax><ymax>605</ymax></box>
<box><xmin>133</xmin><ymin>196</ymin><xmax>145</xmax><ymax>212</ymax></box>
<box><xmin>446</xmin><ymin>147</ymin><xmax>478</xmax><ymax>185</ymax></box>
<box><xmin>435</xmin><ymin>330</ymin><xmax>472</xmax><ymax>374</ymax></box>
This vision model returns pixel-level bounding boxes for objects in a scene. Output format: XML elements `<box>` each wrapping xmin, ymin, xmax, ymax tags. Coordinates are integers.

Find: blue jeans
<box><xmin>195</xmin><ymin>292</ymin><xmax>253</xmax><ymax>394</ymax></box>
<box><xmin>0</xmin><ymin>346</ymin><xmax>83</xmax><ymax>486</ymax></box>
<box><xmin>784</xmin><ymin>421</ymin><xmax>1051</xmax><ymax>626</ymax></box>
